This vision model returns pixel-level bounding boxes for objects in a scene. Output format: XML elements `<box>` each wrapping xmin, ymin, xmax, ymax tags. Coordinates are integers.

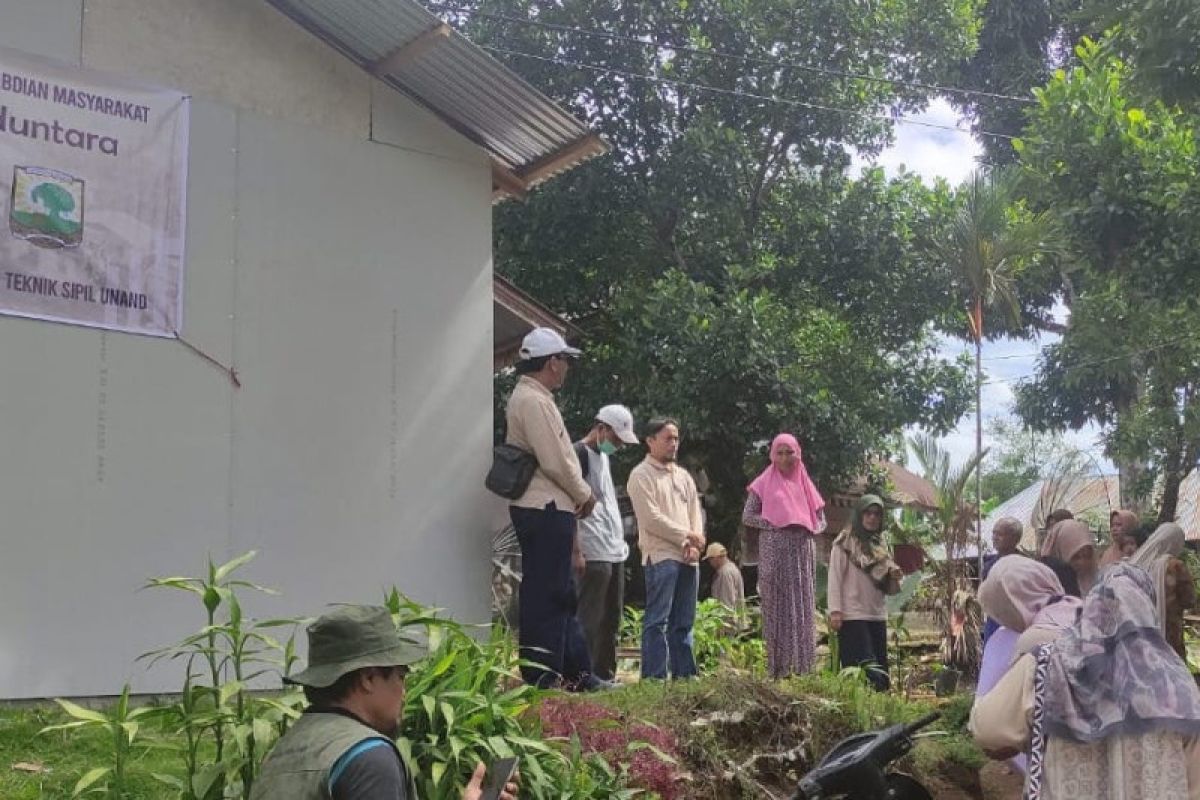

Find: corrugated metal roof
<box><xmin>1170</xmin><ymin>470</ymin><xmax>1200</xmax><ymax>541</ymax></box>
<box><xmin>265</xmin><ymin>0</ymin><xmax>607</xmax><ymax>196</ymax></box>
<box><xmin>982</xmin><ymin>476</ymin><xmax>1121</xmax><ymax>551</ymax></box>
<box><xmin>983</xmin><ymin>472</ymin><xmax>1200</xmax><ymax>545</ymax></box>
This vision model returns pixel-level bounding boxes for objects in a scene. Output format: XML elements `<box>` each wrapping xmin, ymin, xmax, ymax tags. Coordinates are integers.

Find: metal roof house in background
<box><xmin>266</xmin><ymin>0</ymin><xmax>607</xmax><ymax>201</ymax></box>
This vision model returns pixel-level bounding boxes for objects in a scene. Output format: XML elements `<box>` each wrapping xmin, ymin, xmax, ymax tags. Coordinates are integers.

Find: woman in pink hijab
<box><xmin>742</xmin><ymin>433</ymin><xmax>826</xmax><ymax>677</ymax></box>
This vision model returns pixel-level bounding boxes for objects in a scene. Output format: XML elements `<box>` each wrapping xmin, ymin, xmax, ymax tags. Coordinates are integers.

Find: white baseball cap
<box><xmin>519</xmin><ymin>327</ymin><xmax>582</xmax><ymax>360</ymax></box>
<box><xmin>596</xmin><ymin>404</ymin><xmax>639</xmax><ymax>444</ymax></box>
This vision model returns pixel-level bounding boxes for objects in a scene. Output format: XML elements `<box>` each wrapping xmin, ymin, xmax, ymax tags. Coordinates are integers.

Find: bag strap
<box><xmin>573</xmin><ymin>441</ymin><xmax>590</xmax><ymax>480</ymax></box>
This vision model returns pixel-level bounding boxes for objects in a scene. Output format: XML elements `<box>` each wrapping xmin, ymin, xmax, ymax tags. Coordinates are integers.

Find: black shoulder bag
<box><xmin>485</xmin><ymin>444</ymin><xmax>538</xmax><ymax>500</ymax></box>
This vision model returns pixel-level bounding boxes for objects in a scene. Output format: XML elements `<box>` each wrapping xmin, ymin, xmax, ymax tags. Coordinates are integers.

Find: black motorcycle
<box><xmin>790</xmin><ymin>712</ymin><xmax>940</xmax><ymax>800</ymax></box>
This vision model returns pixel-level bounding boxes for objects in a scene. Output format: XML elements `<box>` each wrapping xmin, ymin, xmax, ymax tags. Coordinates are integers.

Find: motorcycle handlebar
<box><xmin>901</xmin><ymin>711</ymin><xmax>941</xmax><ymax>737</ymax></box>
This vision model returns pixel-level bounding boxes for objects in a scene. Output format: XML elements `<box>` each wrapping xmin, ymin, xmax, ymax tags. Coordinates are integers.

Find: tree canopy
<box><xmin>468</xmin><ymin>0</ymin><xmax>982</xmax><ymax>532</ymax></box>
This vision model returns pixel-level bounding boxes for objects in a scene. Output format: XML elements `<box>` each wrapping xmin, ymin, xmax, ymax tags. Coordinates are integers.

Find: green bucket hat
<box><xmin>285</xmin><ymin>605</ymin><xmax>426</xmax><ymax>688</ymax></box>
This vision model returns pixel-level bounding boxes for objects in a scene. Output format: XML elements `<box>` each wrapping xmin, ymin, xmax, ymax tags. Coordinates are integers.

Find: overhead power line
<box><xmin>432</xmin><ymin>3</ymin><xmax>1036</xmax><ymax>106</ymax></box>
<box><xmin>480</xmin><ymin>44</ymin><xmax>1018</xmax><ymax>141</ymax></box>
<box><xmin>981</xmin><ymin>330</ymin><xmax>1200</xmax><ymax>386</ymax></box>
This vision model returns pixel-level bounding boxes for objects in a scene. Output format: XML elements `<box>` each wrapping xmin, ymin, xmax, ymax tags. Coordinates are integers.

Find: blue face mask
<box><xmin>598</xmin><ymin>440</ymin><xmax>618</xmax><ymax>456</ymax></box>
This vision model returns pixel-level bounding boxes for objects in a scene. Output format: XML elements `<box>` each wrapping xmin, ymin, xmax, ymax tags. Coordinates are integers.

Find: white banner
<box><xmin>0</xmin><ymin>46</ymin><xmax>188</xmax><ymax>337</ymax></box>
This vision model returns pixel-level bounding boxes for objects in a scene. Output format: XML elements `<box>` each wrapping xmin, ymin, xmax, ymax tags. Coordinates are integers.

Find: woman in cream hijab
<box><xmin>1131</xmin><ymin>522</ymin><xmax>1196</xmax><ymax>659</ymax></box>
<box><xmin>1040</xmin><ymin>520</ymin><xmax>1097</xmax><ymax>595</ymax></box>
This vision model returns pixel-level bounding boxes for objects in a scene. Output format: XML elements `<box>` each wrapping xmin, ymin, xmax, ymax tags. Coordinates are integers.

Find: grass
<box><xmin>0</xmin><ymin>705</ymin><xmax>188</xmax><ymax>799</ymax></box>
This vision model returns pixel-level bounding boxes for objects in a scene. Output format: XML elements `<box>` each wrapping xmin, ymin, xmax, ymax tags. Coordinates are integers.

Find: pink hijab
<box><xmin>746</xmin><ymin>434</ymin><xmax>825</xmax><ymax>531</ymax></box>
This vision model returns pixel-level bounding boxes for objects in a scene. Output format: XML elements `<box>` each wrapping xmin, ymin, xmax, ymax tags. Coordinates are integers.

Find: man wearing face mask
<box><xmin>574</xmin><ymin>405</ymin><xmax>639</xmax><ymax>682</ymax></box>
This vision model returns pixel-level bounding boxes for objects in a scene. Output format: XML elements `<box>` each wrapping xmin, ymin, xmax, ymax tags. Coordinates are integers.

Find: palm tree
<box><xmin>909</xmin><ymin>434</ymin><xmax>988</xmax><ymax>672</ymax></box>
<box><xmin>932</xmin><ymin>168</ymin><xmax>1064</xmax><ymax>574</ymax></box>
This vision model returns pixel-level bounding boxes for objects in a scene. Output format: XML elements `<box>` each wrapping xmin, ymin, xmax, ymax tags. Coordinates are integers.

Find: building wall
<box><xmin>0</xmin><ymin>0</ymin><xmax>495</xmax><ymax>698</ymax></box>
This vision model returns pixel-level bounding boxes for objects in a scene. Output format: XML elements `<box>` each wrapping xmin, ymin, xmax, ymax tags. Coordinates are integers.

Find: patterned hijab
<box><xmin>1036</xmin><ymin>562</ymin><xmax>1200</xmax><ymax>745</ymax></box>
<box><xmin>1130</xmin><ymin>522</ymin><xmax>1187</xmax><ymax>640</ymax></box>
<box><xmin>833</xmin><ymin>495</ymin><xmax>900</xmax><ymax>594</ymax></box>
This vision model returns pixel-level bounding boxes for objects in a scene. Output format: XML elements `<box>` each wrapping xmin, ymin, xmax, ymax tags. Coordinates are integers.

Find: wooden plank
<box><xmin>491</xmin><ymin>161</ymin><xmax>528</xmax><ymax>202</ymax></box>
<box><xmin>516</xmin><ymin>134</ymin><xmax>607</xmax><ymax>187</ymax></box>
<box><xmin>370</xmin><ymin>23</ymin><xmax>452</xmax><ymax>77</ymax></box>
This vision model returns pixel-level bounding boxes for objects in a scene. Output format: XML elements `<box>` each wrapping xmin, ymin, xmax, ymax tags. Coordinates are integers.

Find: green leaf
<box><xmin>151</xmin><ymin>773</ymin><xmax>186</xmax><ymax>789</ymax></box>
<box><xmin>252</xmin><ymin>716</ymin><xmax>274</xmax><ymax>747</ymax></box>
<box><xmin>219</xmin><ymin>679</ymin><xmax>244</xmax><ymax>706</ymax></box>
<box><xmin>54</xmin><ymin>699</ymin><xmax>108</xmax><ymax>723</ymax></box>
<box><xmin>214</xmin><ymin>550</ymin><xmax>257</xmax><ymax>582</ymax></box>
<box><xmin>72</xmin><ymin>767</ymin><xmax>110</xmax><ymax>797</ymax></box>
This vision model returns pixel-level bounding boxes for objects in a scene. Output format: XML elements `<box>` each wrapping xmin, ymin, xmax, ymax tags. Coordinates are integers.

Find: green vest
<box><xmin>251</xmin><ymin>712</ymin><xmax>419</xmax><ymax>799</ymax></box>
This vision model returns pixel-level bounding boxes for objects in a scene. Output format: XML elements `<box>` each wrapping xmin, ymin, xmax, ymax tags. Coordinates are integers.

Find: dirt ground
<box><xmin>922</xmin><ymin>761</ymin><xmax>1024</xmax><ymax>800</ymax></box>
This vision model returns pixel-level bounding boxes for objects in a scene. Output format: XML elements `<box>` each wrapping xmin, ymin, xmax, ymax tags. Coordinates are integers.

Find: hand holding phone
<box><xmin>466</xmin><ymin>757</ymin><xmax>519</xmax><ymax>800</ymax></box>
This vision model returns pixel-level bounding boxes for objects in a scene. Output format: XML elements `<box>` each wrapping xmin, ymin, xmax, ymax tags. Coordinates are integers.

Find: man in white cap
<box><xmin>574</xmin><ymin>404</ymin><xmax>640</xmax><ymax>681</ymax></box>
<box><xmin>504</xmin><ymin>327</ymin><xmax>607</xmax><ymax>690</ymax></box>
<box><xmin>704</xmin><ymin>542</ymin><xmax>745</xmax><ymax>615</ymax></box>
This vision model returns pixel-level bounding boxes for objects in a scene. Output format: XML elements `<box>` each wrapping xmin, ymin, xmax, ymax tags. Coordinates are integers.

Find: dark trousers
<box><xmin>838</xmin><ymin>620</ymin><xmax>890</xmax><ymax>692</ymax></box>
<box><xmin>577</xmin><ymin>560</ymin><xmax>625</xmax><ymax>681</ymax></box>
<box><xmin>511</xmin><ymin>504</ymin><xmax>593</xmax><ymax>687</ymax></box>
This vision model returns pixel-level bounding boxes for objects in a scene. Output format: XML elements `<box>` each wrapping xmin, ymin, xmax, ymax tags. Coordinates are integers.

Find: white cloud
<box><xmin>851</xmin><ymin>98</ymin><xmax>982</xmax><ymax>186</ymax></box>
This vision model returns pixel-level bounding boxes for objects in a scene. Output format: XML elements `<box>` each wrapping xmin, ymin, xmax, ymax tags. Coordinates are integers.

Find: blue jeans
<box><xmin>641</xmin><ymin>558</ymin><xmax>698</xmax><ymax>679</ymax></box>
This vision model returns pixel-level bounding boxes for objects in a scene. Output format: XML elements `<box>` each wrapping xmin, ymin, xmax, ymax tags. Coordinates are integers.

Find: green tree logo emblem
<box><xmin>9</xmin><ymin>166</ymin><xmax>85</xmax><ymax>249</ymax></box>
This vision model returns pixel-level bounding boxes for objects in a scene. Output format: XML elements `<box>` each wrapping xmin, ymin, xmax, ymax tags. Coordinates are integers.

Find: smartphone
<box><xmin>479</xmin><ymin>756</ymin><xmax>520</xmax><ymax>800</ymax></box>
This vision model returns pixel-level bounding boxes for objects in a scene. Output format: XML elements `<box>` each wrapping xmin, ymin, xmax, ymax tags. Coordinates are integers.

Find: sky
<box><xmin>853</xmin><ymin>99</ymin><xmax>1111</xmax><ymax>473</ymax></box>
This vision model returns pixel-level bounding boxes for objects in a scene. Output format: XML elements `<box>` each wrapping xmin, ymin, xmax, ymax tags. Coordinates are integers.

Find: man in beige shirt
<box><xmin>505</xmin><ymin>327</ymin><xmax>605</xmax><ymax>691</ymax></box>
<box><xmin>628</xmin><ymin>418</ymin><xmax>705</xmax><ymax>679</ymax></box>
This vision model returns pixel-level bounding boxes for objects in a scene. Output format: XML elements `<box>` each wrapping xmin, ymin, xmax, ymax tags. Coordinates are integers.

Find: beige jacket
<box><xmin>628</xmin><ymin>457</ymin><xmax>703</xmax><ymax>565</ymax></box>
<box><xmin>504</xmin><ymin>376</ymin><xmax>592</xmax><ymax>511</ymax></box>
<box><xmin>827</xmin><ymin>542</ymin><xmax>888</xmax><ymax>621</ymax></box>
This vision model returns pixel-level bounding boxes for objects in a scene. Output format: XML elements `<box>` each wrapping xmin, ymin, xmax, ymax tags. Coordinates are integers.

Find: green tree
<box><xmin>979</xmin><ymin>417</ymin><xmax>1082</xmax><ymax>503</ymax></box>
<box><xmin>1013</xmin><ymin>40</ymin><xmax>1200</xmax><ymax>519</ymax></box>
<box><xmin>475</xmin><ymin>0</ymin><xmax>983</xmax><ymax>533</ymax></box>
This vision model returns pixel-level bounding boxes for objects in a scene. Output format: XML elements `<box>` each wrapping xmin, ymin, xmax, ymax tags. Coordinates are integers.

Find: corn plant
<box><xmin>140</xmin><ymin>551</ymin><xmax>304</xmax><ymax>799</ymax></box>
<box><xmin>386</xmin><ymin>589</ymin><xmax>635</xmax><ymax>799</ymax></box>
<box><xmin>40</xmin><ymin>684</ymin><xmax>159</xmax><ymax>797</ymax></box>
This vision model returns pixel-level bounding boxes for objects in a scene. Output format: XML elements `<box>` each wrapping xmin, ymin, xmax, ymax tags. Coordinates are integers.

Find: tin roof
<box><xmin>493</xmin><ymin>275</ymin><xmax>582</xmax><ymax>370</ymax></box>
<box><xmin>835</xmin><ymin>461</ymin><xmax>939</xmax><ymax>512</ymax></box>
<box><xmin>982</xmin><ymin>475</ymin><xmax>1121</xmax><ymax>551</ymax></box>
<box><xmin>1167</xmin><ymin>470</ymin><xmax>1200</xmax><ymax>542</ymax></box>
<box><xmin>265</xmin><ymin>0</ymin><xmax>607</xmax><ymax>199</ymax></box>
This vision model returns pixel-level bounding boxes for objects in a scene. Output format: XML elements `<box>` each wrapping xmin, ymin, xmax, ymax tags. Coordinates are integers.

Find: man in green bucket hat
<box><xmin>253</xmin><ymin>605</ymin><xmax>518</xmax><ymax>799</ymax></box>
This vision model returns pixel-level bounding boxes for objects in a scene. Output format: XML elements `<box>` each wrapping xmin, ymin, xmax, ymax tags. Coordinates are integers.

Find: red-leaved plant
<box><xmin>539</xmin><ymin>697</ymin><xmax>684</xmax><ymax>799</ymax></box>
